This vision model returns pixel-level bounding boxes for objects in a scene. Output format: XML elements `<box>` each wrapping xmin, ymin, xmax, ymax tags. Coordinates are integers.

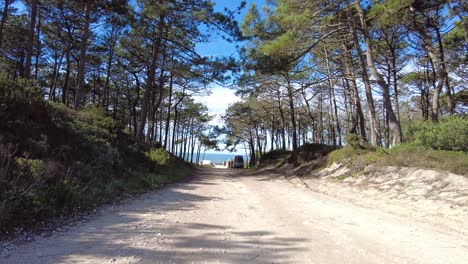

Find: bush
<box><xmin>51</xmin><ymin>103</ymin><xmax>118</xmax><ymax>145</ymax></box>
<box><xmin>406</xmin><ymin>116</ymin><xmax>468</xmax><ymax>152</ymax></box>
<box><xmin>328</xmin><ymin>143</ymin><xmax>468</xmax><ymax>176</ymax></box>
<box><xmin>145</xmin><ymin>148</ymin><xmax>170</xmax><ymax>165</ymax></box>
<box><xmin>16</xmin><ymin>158</ymin><xmax>45</xmax><ymax>177</ymax></box>
<box><xmin>344</xmin><ymin>133</ymin><xmax>375</xmax><ymax>150</ymax></box>
<box><xmin>385</xmin><ymin>144</ymin><xmax>468</xmax><ymax>175</ymax></box>
<box><xmin>0</xmin><ymin>73</ymin><xmax>42</xmax><ymax>104</ymax></box>
<box><xmin>259</xmin><ymin>149</ymin><xmax>291</xmax><ymax>163</ymax></box>
<box><xmin>293</xmin><ymin>143</ymin><xmax>337</xmax><ymax>163</ymax></box>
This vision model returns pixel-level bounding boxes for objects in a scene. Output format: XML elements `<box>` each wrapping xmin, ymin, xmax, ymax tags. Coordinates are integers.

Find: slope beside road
<box><xmin>2</xmin><ymin>168</ymin><xmax>467</xmax><ymax>263</ymax></box>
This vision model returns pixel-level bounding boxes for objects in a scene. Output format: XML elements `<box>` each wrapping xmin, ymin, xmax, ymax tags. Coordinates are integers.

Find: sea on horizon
<box><xmin>183</xmin><ymin>152</ymin><xmax>248</xmax><ymax>164</ymax></box>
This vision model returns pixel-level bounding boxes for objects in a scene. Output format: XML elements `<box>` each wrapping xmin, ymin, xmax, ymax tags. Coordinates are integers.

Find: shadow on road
<box><xmin>30</xmin><ymin>168</ymin><xmax>309</xmax><ymax>264</ymax></box>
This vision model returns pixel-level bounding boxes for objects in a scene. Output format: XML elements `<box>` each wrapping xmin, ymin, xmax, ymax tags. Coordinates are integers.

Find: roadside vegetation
<box><xmin>257</xmin><ymin>118</ymin><xmax>468</xmax><ymax>177</ymax></box>
<box><xmin>0</xmin><ymin>80</ymin><xmax>192</xmax><ymax>234</ymax></box>
<box><xmin>0</xmin><ymin>0</ymin><xmax>245</xmax><ymax>235</ymax></box>
<box><xmin>224</xmin><ymin>1</ymin><xmax>467</xmax><ymax>173</ymax></box>
<box><xmin>328</xmin><ymin>120</ymin><xmax>468</xmax><ymax>176</ymax></box>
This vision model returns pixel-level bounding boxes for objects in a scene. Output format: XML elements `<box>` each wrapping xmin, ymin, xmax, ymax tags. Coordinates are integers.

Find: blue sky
<box><xmin>196</xmin><ymin>0</ymin><xmax>266</xmax><ymax>57</ymax></box>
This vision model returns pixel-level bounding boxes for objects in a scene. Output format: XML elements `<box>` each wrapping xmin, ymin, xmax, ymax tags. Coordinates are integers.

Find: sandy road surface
<box><xmin>3</xmin><ymin>168</ymin><xmax>468</xmax><ymax>264</ymax></box>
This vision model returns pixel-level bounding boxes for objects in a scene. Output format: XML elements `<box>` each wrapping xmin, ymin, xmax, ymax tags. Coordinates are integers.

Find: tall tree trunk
<box><xmin>49</xmin><ymin>51</ymin><xmax>64</xmax><ymax>101</ymax></box>
<box><xmin>270</xmin><ymin>115</ymin><xmax>275</xmax><ymax>151</ymax></box>
<box><xmin>343</xmin><ymin>44</ymin><xmax>366</xmax><ymax>141</ymax></box>
<box><xmin>332</xmin><ymin>82</ymin><xmax>342</xmax><ymax>145</ymax></box>
<box><xmin>435</xmin><ymin>25</ymin><xmax>454</xmax><ymax>115</ymax></box>
<box><xmin>355</xmin><ymin>0</ymin><xmax>401</xmax><ymax>146</ymax></box>
<box><xmin>324</xmin><ymin>47</ymin><xmax>337</xmax><ymax>147</ymax></box>
<box><xmin>150</xmin><ymin>53</ymin><xmax>168</xmax><ymax>142</ymax></box>
<box><xmin>389</xmin><ymin>47</ymin><xmax>401</xmax><ymax>123</ymax></box>
<box><xmin>34</xmin><ymin>10</ymin><xmax>41</xmax><ymax>80</ymax></box>
<box><xmin>190</xmin><ymin>129</ymin><xmax>197</xmax><ymax>163</ymax></box>
<box><xmin>410</xmin><ymin>11</ymin><xmax>446</xmax><ymax>122</ymax></box>
<box><xmin>24</xmin><ymin>0</ymin><xmax>38</xmax><ymax>80</ymax></box>
<box><xmin>284</xmin><ymin>75</ymin><xmax>298</xmax><ymax>150</ymax></box>
<box><xmin>136</xmin><ymin>14</ymin><xmax>165</xmax><ymax>142</ymax></box>
<box><xmin>0</xmin><ymin>0</ymin><xmax>13</xmax><ymax>51</ymax></box>
<box><xmin>324</xmin><ymin>47</ymin><xmax>341</xmax><ymax>147</ymax></box>
<box><xmin>276</xmin><ymin>89</ymin><xmax>286</xmax><ymax>150</ymax></box>
<box><xmin>146</xmin><ymin>77</ymin><xmax>157</xmax><ymax>142</ymax></box>
<box><xmin>171</xmin><ymin>106</ymin><xmax>179</xmax><ymax>154</ymax></box>
<box><xmin>164</xmin><ymin>72</ymin><xmax>174</xmax><ymax>149</ymax></box>
<box><xmin>342</xmin><ymin>78</ymin><xmax>352</xmax><ymax>134</ymax></box>
<box><xmin>132</xmin><ymin>73</ymin><xmax>141</xmax><ymax>137</ymax></box>
<box><xmin>345</xmin><ymin>0</ymin><xmax>379</xmax><ymax>146</ymax></box>
<box><xmin>301</xmin><ymin>87</ymin><xmax>317</xmax><ymax>143</ymax></box>
<box><xmin>196</xmin><ymin>140</ymin><xmax>201</xmax><ymax>164</ymax></box>
<box><xmin>318</xmin><ymin>91</ymin><xmax>324</xmax><ymax>144</ymax></box>
<box><xmin>74</xmin><ymin>1</ymin><xmax>92</xmax><ymax>109</ymax></box>
<box><xmin>62</xmin><ymin>50</ymin><xmax>71</xmax><ymax>105</ymax></box>
<box><xmin>159</xmin><ymin>108</ymin><xmax>164</xmax><ymax>144</ymax></box>
<box><xmin>255</xmin><ymin>124</ymin><xmax>263</xmax><ymax>157</ymax></box>
<box><xmin>249</xmin><ymin>133</ymin><xmax>256</xmax><ymax>166</ymax></box>
<box><xmin>103</xmin><ymin>26</ymin><xmax>118</xmax><ymax>112</ymax></box>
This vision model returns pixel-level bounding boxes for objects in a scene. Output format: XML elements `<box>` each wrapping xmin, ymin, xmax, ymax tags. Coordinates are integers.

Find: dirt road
<box><xmin>3</xmin><ymin>168</ymin><xmax>468</xmax><ymax>263</ymax></box>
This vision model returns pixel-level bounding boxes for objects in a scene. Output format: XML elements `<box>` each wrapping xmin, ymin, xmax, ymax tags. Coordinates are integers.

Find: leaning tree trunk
<box><xmin>410</xmin><ymin>10</ymin><xmax>446</xmax><ymax>122</ymax></box>
<box><xmin>435</xmin><ymin>25</ymin><xmax>454</xmax><ymax>115</ymax></box>
<box><xmin>343</xmin><ymin>42</ymin><xmax>366</xmax><ymax>141</ymax></box>
<box><xmin>345</xmin><ymin>0</ymin><xmax>379</xmax><ymax>146</ymax></box>
<box><xmin>355</xmin><ymin>0</ymin><xmax>402</xmax><ymax>146</ymax></box>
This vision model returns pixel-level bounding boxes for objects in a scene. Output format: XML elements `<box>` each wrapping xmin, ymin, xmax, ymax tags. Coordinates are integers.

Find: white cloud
<box><xmin>193</xmin><ymin>86</ymin><xmax>243</xmax><ymax>154</ymax></box>
<box><xmin>193</xmin><ymin>86</ymin><xmax>241</xmax><ymax>120</ymax></box>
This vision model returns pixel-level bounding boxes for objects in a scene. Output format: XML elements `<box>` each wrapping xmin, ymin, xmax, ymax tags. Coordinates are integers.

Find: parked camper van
<box><xmin>233</xmin><ymin>155</ymin><xmax>244</xmax><ymax>169</ymax></box>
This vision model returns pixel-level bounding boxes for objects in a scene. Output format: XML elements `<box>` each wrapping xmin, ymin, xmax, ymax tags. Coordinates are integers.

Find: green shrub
<box><xmin>145</xmin><ymin>148</ymin><xmax>170</xmax><ymax>165</ymax></box>
<box><xmin>328</xmin><ymin>146</ymin><xmax>372</xmax><ymax>164</ymax></box>
<box><xmin>0</xmin><ymin>73</ymin><xmax>42</xmax><ymax>104</ymax></box>
<box><xmin>328</xmin><ymin>143</ymin><xmax>467</xmax><ymax>176</ymax></box>
<box><xmin>344</xmin><ymin>133</ymin><xmax>375</xmax><ymax>150</ymax></box>
<box><xmin>406</xmin><ymin>116</ymin><xmax>468</xmax><ymax>152</ymax></box>
<box><xmin>260</xmin><ymin>149</ymin><xmax>291</xmax><ymax>162</ymax></box>
<box><xmin>345</xmin><ymin>133</ymin><xmax>362</xmax><ymax>149</ymax></box>
<box><xmin>16</xmin><ymin>158</ymin><xmax>45</xmax><ymax>177</ymax></box>
<box><xmin>53</xmin><ymin>145</ymin><xmax>73</xmax><ymax>161</ymax></box>
<box><xmin>292</xmin><ymin>143</ymin><xmax>338</xmax><ymax>165</ymax></box>
<box><xmin>385</xmin><ymin>144</ymin><xmax>468</xmax><ymax>175</ymax></box>
<box><xmin>49</xmin><ymin>102</ymin><xmax>118</xmax><ymax>145</ymax></box>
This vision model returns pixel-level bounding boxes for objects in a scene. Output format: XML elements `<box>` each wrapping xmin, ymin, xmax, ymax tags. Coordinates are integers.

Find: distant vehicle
<box><xmin>232</xmin><ymin>155</ymin><xmax>244</xmax><ymax>169</ymax></box>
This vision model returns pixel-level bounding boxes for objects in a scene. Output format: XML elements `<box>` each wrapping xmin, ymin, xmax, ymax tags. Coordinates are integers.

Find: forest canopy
<box><xmin>224</xmin><ymin>0</ymin><xmax>467</xmax><ymax>165</ymax></box>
